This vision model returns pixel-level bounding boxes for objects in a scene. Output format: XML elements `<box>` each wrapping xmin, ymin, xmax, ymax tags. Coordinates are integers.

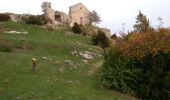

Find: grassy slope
<box><xmin>0</xmin><ymin>22</ymin><xmax>136</xmax><ymax>100</ymax></box>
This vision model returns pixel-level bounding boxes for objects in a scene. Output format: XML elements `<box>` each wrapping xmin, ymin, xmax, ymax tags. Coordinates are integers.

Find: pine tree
<box><xmin>72</xmin><ymin>22</ymin><xmax>82</xmax><ymax>34</ymax></box>
<box><xmin>133</xmin><ymin>11</ymin><xmax>150</xmax><ymax>33</ymax></box>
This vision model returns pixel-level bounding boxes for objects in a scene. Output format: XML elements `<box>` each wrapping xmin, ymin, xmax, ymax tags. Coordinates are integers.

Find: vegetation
<box><xmin>0</xmin><ymin>13</ymin><xmax>11</xmax><ymax>21</ymax></box>
<box><xmin>111</xmin><ymin>34</ymin><xmax>117</xmax><ymax>39</ymax></box>
<box><xmin>72</xmin><ymin>22</ymin><xmax>82</xmax><ymax>34</ymax></box>
<box><xmin>133</xmin><ymin>11</ymin><xmax>151</xmax><ymax>33</ymax></box>
<box><xmin>91</xmin><ymin>30</ymin><xmax>110</xmax><ymax>48</ymax></box>
<box><xmin>87</xmin><ymin>10</ymin><xmax>101</xmax><ymax>25</ymax></box>
<box><xmin>23</xmin><ymin>14</ymin><xmax>48</xmax><ymax>25</ymax></box>
<box><xmin>102</xmin><ymin>29</ymin><xmax>170</xmax><ymax>99</ymax></box>
<box><xmin>102</xmin><ymin>11</ymin><xmax>170</xmax><ymax>100</ymax></box>
<box><xmin>0</xmin><ymin>39</ymin><xmax>13</xmax><ymax>52</ymax></box>
<box><xmin>0</xmin><ymin>21</ymin><xmax>136</xmax><ymax>100</ymax></box>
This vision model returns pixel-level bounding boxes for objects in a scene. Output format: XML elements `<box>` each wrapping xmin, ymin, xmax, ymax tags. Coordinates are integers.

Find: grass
<box><xmin>0</xmin><ymin>21</ymin><xmax>137</xmax><ymax>100</ymax></box>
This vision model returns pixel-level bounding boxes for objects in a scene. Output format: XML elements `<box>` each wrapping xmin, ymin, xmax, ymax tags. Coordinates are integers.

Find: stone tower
<box><xmin>41</xmin><ymin>2</ymin><xmax>55</xmax><ymax>23</ymax></box>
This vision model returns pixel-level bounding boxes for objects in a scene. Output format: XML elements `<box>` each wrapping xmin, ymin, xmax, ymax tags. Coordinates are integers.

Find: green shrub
<box><xmin>0</xmin><ymin>13</ymin><xmax>10</xmax><ymax>21</ymax></box>
<box><xmin>0</xmin><ymin>39</ymin><xmax>13</xmax><ymax>52</ymax></box>
<box><xmin>24</xmin><ymin>14</ymin><xmax>48</xmax><ymax>25</ymax></box>
<box><xmin>102</xmin><ymin>29</ymin><xmax>170</xmax><ymax>99</ymax></box>
<box><xmin>134</xmin><ymin>52</ymin><xmax>170</xmax><ymax>99</ymax></box>
<box><xmin>111</xmin><ymin>34</ymin><xmax>117</xmax><ymax>39</ymax></box>
<box><xmin>91</xmin><ymin>30</ymin><xmax>110</xmax><ymax>48</ymax></box>
<box><xmin>101</xmin><ymin>48</ymin><xmax>141</xmax><ymax>93</ymax></box>
<box><xmin>72</xmin><ymin>22</ymin><xmax>82</xmax><ymax>34</ymax></box>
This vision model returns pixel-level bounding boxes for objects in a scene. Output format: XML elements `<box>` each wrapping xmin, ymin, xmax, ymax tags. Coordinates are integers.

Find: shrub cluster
<box><xmin>101</xmin><ymin>29</ymin><xmax>170</xmax><ymax>99</ymax></box>
<box><xmin>0</xmin><ymin>13</ymin><xmax>11</xmax><ymax>21</ymax></box>
<box><xmin>72</xmin><ymin>22</ymin><xmax>82</xmax><ymax>34</ymax></box>
<box><xmin>23</xmin><ymin>14</ymin><xmax>48</xmax><ymax>25</ymax></box>
<box><xmin>91</xmin><ymin>30</ymin><xmax>110</xmax><ymax>48</ymax></box>
<box><xmin>0</xmin><ymin>39</ymin><xmax>13</xmax><ymax>52</ymax></box>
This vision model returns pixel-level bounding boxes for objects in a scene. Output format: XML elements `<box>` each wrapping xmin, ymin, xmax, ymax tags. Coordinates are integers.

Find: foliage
<box><xmin>87</xmin><ymin>10</ymin><xmax>102</xmax><ymax>25</ymax></box>
<box><xmin>23</xmin><ymin>14</ymin><xmax>48</xmax><ymax>25</ymax></box>
<box><xmin>120</xmin><ymin>29</ymin><xmax>170</xmax><ymax>59</ymax></box>
<box><xmin>72</xmin><ymin>22</ymin><xmax>82</xmax><ymax>34</ymax></box>
<box><xmin>133</xmin><ymin>11</ymin><xmax>150</xmax><ymax>33</ymax></box>
<box><xmin>111</xmin><ymin>34</ymin><xmax>117</xmax><ymax>39</ymax></box>
<box><xmin>102</xmin><ymin>48</ymin><xmax>140</xmax><ymax>93</ymax></box>
<box><xmin>0</xmin><ymin>13</ymin><xmax>11</xmax><ymax>21</ymax></box>
<box><xmin>102</xmin><ymin>28</ymin><xmax>170</xmax><ymax>99</ymax></box>
<box><xmin>91</xmin><ymin>30</ymin><xmax>110</xmax><ymax>48</ymax></box>
<box><xmin>0</xmin><ymin>24</ymin><xmax>4</xmax><ymax>33</ymax></box>
<box><xmin>135</xmin><ymin>52</ymin><xmax>170</xmax><ymax>99</ymax></box>
<box><xmin>0</xmin><ymin>39</ymin><xmax>13</xmax><ymax>52</ymax></box>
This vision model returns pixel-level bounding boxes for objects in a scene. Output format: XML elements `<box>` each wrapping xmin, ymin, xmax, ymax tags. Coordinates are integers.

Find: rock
<box><xmin>71</xmin><ymin>50</ymin><xmax>100</xmax><ymax>60</ymax></box>
<box><xmin>79</xmin><ymin>51</ymin><xmax>94</xmax><ymax>59</ymax></box>
<box><xmin>65</xmin><ymin>32</ymin><xmax>73</xmax><ymax>37</ymax></box>
<box><xmin>64</xmin><ymin>60</ymin><xmax>77</xmax><ymax>70</ymax></box>
<box><xmin>67</xmin><ymin>80</ymin><xmax>80</xmax><ymax>85</ymax></box>
<box><xmin>42</xmin><ymin>56</ymin><xmax>51</xmax><ymax>61</ymax></box>
<box><xmin>81</xmin><ymin>60</ymin><xmax>88</xmax><ymax>63</ymax></box>
<box><xmin>4</xmin><ymin>31</ymin><xmax>28</xmax><ymax>34</ymax></box>
<box><xmin>71</xmin><ymin>50</ymin><xmax>78</xmax><ymax>55</ymax></box>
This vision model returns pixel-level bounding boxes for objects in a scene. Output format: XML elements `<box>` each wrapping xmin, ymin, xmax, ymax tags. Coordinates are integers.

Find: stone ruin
<box><xmin>6</xmin><ymin>2</ymin><xmax>111</xmax><ymax>37</ymax></box>
<box><xmin>41</xmin><ymin>2</ymin><xmax>69</xmax><ymax>26</ymax></box>
<box><xmin>41</xmin><ymin>2</ymin><xmax>91</xmax><ymax>26</ymax></box>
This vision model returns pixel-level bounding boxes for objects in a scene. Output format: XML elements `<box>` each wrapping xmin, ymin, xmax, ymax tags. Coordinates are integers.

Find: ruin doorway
<box><xmin>55</xmin><ymin>15</ymin><xmax>61</xmax><ymax>22</ymax></box>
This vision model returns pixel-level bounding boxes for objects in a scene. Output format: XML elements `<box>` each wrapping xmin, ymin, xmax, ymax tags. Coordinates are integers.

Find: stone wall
<box><xmin>41</xmin><ymin>2</ymin><xmax>55</xmax><ymax>23</ymax></box>
<box><xmin>99</xmin><ymin>28</ymin><xmax>111</xmax><ymax>38</ymax></box>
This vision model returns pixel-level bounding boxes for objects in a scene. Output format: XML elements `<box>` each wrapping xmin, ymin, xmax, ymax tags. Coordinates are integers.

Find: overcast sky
<box><xmin>1</xmin><ymin>0</ymin><xmax>170</xmax><ymax>34</ymax></box>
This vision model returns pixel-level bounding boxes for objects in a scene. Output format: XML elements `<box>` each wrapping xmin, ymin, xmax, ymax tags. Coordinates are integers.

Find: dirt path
<box><xmin>88</xmin><ymin>61</ymin><xmax>103</xmax><ymax>76</ymax></box>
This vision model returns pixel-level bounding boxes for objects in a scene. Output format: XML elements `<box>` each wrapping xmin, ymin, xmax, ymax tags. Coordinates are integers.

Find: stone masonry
<box><xmin>41</xmin><ymin>2</ymin><xmax>90</xmax><ymax>26</ymax></box>
<box><xmin>69</xmin><ymin>3</ymin><xmax>90</xmax><ymax>26</ymax></box>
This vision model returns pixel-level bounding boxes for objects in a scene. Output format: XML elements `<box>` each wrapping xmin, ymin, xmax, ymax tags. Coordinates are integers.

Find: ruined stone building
<box><xmin>41</xmin><ymin>2</ymin><xmax>69</xmax><ymax>25</ymax></box>
<box><xmin>69</xmin><ymin>3</ymin><xmax>90</xmax><ymax>26</ymax></box>
<box><xmin>41</xmin><ymin>2</ymin><xmax>111</xmax><ymax>37</ymax></box>
<box><xmin>41</xmin><ymin>2</ymin><xmax>90</xmax><ymax>26</ymax></box>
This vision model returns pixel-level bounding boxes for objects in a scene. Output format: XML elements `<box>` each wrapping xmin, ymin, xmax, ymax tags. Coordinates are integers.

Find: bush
<box><xmin>111</xmin><ymin>34</ymin><xmax>117</xmax><ymax>39</ymax></box>
<box><xmin>0</xmin><ymin>25</ymin><xmax>4</xmax><ymax>33</ymax></box>
<box><xmin>72</xmin><ymin>22</ymin><xmax>82</xmax><ymax>34</ymax></box>
<box><xmin>91</xmin><ymin>30</ymin><xmax>110</xmax><ymax>48</ymax></box>
<box><xmin>0</xmin><ymin>39</ymin><xmax>13</xmax><ymax>52</ymax></box>
<box><xmin>24</xmin><ymin>14</ymin><xmax>48</xmax><ymax>25</ymax></box>
<box><xmin>128</xmin><ymin>52</ymin><xmax>170</xmax><ymax>99</ymax></box>
<box><xmin>0</xmin><ymin>13</ymin><xmax>11</xmax><ymax>21</ymax></box>
<box><xmin>102</xmin><ymin>29</ymin><xmax>170</xmax><ymax>99</ymax></box>
<box><xmin>101</xmin><ymin>48</ymin><xmax>141</xmax><ymax>93</ymax></box>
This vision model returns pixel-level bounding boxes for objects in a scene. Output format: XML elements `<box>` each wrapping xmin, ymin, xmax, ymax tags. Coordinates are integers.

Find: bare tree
<box><xmin>157</xmin><ymin>17</ymin><xmax>164</xmax><ymax>29</ymax></box>
<box><xmin>87</xmin><ymin>10</ymin><xmax>101</xmax><ymax>25</ymax></box>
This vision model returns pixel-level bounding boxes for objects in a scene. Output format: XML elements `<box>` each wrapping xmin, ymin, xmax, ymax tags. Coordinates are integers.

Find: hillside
<box><xmin>0</xmin><ymin>21</ymin><xmax>136</xmax><ymax>100</ymax></box>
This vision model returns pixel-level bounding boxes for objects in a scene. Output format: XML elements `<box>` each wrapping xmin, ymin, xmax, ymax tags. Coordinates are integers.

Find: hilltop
<box><xmin>0</xmin><ymin>21</ymin><xmax>136</xmax><ymax>100</ymax></box>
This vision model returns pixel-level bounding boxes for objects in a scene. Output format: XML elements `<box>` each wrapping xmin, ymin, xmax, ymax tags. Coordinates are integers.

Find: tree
<box><xmin>87</xmin><ymin>10</ymin><xmax>101</xmax><ymax>25</ymax></box>
<box><xmin>91</xmin><ymin>30</ymin><xmax>110</xmax><ymax>48</ymax></box>
<box><xmin>133</xmin><ymin>11</ymin><xmax>150</xmax><ymax>33</ymax></box>
<box><xmin>0</xmin><ymin>13</ymin><xmax>10</xmax><ymax>21</ymax></box>
<box><xmin>111</xmin><ymin>34</ymin><xmax>117</xmax><ymax>39</ymax></box>
<box><xmin>72</xmin><ymin>22</ymin><xmax>82</xmax><ymax>34</ymax></box>
<box><xmin>157</xmin><ymin>17</ymin><xmax>164</xmax><ymax>29</ymax></box>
